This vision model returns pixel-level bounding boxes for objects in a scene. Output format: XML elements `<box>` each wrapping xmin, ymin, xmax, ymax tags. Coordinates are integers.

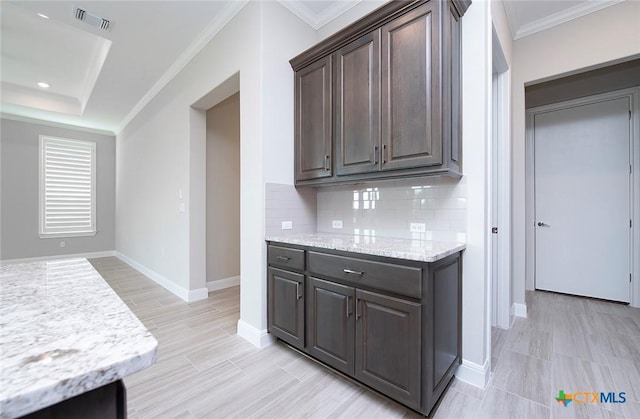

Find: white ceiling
<box><xmin>0</xmin><ymin>0</ymin><xmax>626</xmax><ymax>135</ymax></box>
<box><xmin>0</xmin><ymin>1</ymin><xmax>245</xmax><ymax>134</ymax></box>
<box><xmin>2</xmin><ymin>3</ymin><xmax>111</xmax><ymax>116</ymax></box>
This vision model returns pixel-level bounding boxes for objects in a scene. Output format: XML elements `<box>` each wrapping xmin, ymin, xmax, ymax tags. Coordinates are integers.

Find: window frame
<box><xmin>39</xmin><ymin>135</ymin><xmax>97</xmax><ymax>238</ymax></box>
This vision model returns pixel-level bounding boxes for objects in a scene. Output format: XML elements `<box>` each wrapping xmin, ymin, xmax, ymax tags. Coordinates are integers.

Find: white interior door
<box><xmin>535</xmin><ymin>97</ymin><xmax>631</xmax><ymax>303</ymax></box>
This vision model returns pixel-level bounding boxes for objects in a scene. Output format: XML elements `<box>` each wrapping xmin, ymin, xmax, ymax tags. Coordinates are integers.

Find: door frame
<box><xmin>490</xmin><ymin>25</ymin><xmax>512</xmax><ymax>330</ymax></box>
<box><xmin>525</xmin><ymin>87</ymin><xmax>640</xmax><ymax>307</ymax></box>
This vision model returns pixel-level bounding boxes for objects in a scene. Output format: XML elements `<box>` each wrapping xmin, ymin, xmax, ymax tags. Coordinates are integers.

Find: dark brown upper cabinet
<box><xmin>334</xmin><ymin>31</ymin><xmax>380</xmax><ymax>176</ymax></box>
<box><xmin>381</xmin><ymin>4</ymin><xmax>440</xmax><ymax>171</ymax></box>
<box><xmin>291</xmin><ymin>0</ymin><xmax>470</xmax><ymax>186</ymax></box>
<box><xmin>295</xmin><ymin>56</ymin><xmax>332</xmax><ymax>181</ymax></box>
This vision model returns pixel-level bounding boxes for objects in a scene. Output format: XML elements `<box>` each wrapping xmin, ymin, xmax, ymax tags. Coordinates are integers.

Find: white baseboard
<box><xmin>237</xmin><ymin>319</ymin><xmax>275</xmax><ymax>348</ymax></box>
<box><xmin>115</xmin><ymin>252</ymin><xmax>208</xmax><ymax>303</ymax></box>
<box><xmin>0</xmin><ymin>250</ymin><xmax>116</xmax><ymax>266</ymax></box>
<box><xmin>188</xmin><ymin>287</ymin><xmax>209</xmax><ymax>302</ymax></box>
<box><xmin>512</xmin><ymin>302</ymin><xmax>527</xmax><ymax>318</ymax></box>
<box><xmin>207</xmin><ymin>275</ymin><xmax>240</xmax><ymax>292</ymax></box>
<box><xmin>455</xmin><ymin>358</ymin><xmax>490</xmax><ymax>389</ymax></box>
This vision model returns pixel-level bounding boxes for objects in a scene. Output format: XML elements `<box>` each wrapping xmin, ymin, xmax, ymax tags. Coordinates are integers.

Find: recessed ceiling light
<box><xmin>37</xmin><ymin>82</ymin><xmax>50</xmax><ymax>88</ymax></box>
<box><xmin>37</xmin><ymin>13</ymin><xmax>49</xmax><ymax>19</ymax></box>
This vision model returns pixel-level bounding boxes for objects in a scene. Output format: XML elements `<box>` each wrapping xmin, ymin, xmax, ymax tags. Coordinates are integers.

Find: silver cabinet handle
<box><xmin>343</xmin><ymin>268</ymin><xmax>363</xmax><ymax>275</ymax></box>
<box><xmin>324</xmin><ymin>155</ymin><xmax>330</xmax><ymax>171</ymax></box>
<box><xmin>355</xmin><ymin>298</ymin><xmax>361</xmax><ymax>320</ymax></box>
<box><xmin>346</xmin><ymin>296</ymin><xmax>352</xmax><ymax>318</ymax></box>
<box><xmin>383</xmin><ymin>144</ymin><xmax>387</xmax><ymax>164</ymax></box>
<box><xmin>276</xmin><ymin>256</ymin><xmax>290</xmax><ymax>261</ymax></box>
<box><xmin>296</xmin><ymin>282</ymin><xmax>302</xmax><ymax>300</ymax></box>
<box><xmin>374</xmin><ymin>145</ymin><xmax>379</xmax><ymax>164</ymax></box>
<box><xmin>537</xmin><ymin>222</ymin><xmax>551</xmax><ymax>227</ymax></box>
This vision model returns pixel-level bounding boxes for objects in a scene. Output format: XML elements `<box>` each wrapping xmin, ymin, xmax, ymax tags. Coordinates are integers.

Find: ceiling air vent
<box><xmin>73</xmin><ymin>7</ymin><xmax>111</xmax><ymax>31</ymax></box>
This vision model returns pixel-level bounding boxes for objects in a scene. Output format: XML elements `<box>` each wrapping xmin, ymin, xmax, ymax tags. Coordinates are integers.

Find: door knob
<box><xmin>537</xmin><ymin>222</ymin><xmax>551</xmax><ymax>227</ymax></box>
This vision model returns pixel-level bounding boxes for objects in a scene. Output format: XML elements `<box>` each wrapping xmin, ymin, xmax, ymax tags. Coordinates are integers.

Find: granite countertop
<box><xmin>266</xmin><ymin>233</ymin><xmax>466</xmax><ymax>263</ymax></box>
<box><xmin>0</xmin><ymin>258</ymin><xmax>158</xmax><ymax>419</ymax></box>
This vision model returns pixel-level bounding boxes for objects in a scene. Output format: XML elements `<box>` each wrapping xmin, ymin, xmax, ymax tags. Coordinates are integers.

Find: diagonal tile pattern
<box><xmin>89</xmin><ymin>257</ymin><xmax>640</xmax><ymax>419</ymax></box>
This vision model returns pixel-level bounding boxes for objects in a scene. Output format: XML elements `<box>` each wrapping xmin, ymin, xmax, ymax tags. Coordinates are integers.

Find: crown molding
<box><xmin>116</xmin><ymin>0</ymin><xmax>249</xmax><ymax>134</ymax></box>
<box><xmin>500</xmin><ymin>0</ymin><xmax>518</xmax><ymax>40</ymax></box>
<box><xmin>278</xmin><ymin>0</ymin><xmax>362</xmax><ymax>30</ymax></box>
<box><xmin>0</xmin><ymin>112</ymin><xmax>115</xmax><ymax>136</ymax></box>
<box><xmin>510</xmin><ymin>0</ymin><xmax>625</xmax><ymax>40</ymax></box>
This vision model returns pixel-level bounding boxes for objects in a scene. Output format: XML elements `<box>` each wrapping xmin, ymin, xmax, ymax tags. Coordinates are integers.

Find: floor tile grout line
<box><xmin>486</xmin><ymin>384</ymin><xmax>551</xmax><ymax>411</ymax></box>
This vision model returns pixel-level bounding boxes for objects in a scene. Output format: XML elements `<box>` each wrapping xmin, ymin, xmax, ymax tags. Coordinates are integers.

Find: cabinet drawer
<box><xmin>308</xmin><ymin>251</ymin><xmax>422</xmax><ymax>298</ymax></box>
<box><xmin>268</xmin><ymin>245</ymin><xmax>305</xmax><ymax>271</ymax></box>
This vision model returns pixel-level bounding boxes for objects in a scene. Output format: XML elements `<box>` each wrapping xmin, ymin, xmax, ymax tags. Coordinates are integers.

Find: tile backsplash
<box><xmin>266</xmin><ymin>177</ymin><xmax>467</xmax><ymax>241</ymax></box>
<box><xmin>317</xmin><ymin>177</ymin><xmax>467</xmax><ymax>241</ymax></box>
<box><xmin>265</xmin><ymin>183</ymin><xmax>317</xmax><ymax>237</ymax></box>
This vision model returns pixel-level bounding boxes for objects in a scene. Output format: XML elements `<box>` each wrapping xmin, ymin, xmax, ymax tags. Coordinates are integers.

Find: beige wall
<box><xmin>511</xmin><ymin>1</ymin><xmax>640</xmax><ymax>305</ymax></box>
<box><xmin>206</xmin><ymin>93</ymin><xmax>240</xmax><ymax>283</ymax></box>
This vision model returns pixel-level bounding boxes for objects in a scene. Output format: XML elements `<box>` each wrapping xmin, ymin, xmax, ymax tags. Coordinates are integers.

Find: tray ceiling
<box><xmin>0</xmin><ymin>0</ymin><xmax>626</xmax><ymax>134</ymax></box>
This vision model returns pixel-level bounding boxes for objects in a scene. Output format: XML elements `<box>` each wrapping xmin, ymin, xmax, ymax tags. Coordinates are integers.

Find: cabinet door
<box><xmin>295</xmin><ymin>57</ymin><xmax>332</xmax><ymax>181</ymax></box>
<box><xmin>334</xmin><ymin>31</ymin><xmax>380</xmax><ymax>176</ymax></box>
<box><xmin>355</xmin><ymin>289</ymin><xmax>421</xmax><ymax>409</ymax></box>
<box><xmin>307</xmin><ymin>277</ymin><xmax>355</xmax><ymax>375</ymax></box>
<box><xmin>267</xmin><ymin>268</ymin><xmax>304</xmax><ymax>349</ymax></box>
<box><xmin>381</xmin><ymin>3</ymin><xmax>442</xmax><ymax>171</ymax></box>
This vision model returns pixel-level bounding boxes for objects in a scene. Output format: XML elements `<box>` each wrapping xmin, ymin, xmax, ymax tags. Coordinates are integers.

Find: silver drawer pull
<box><xmin>343</xmin><ymin>268</ymin><xmax>363</xmax><ymax>276</ymax></box>
<box><xmin>276</xmin><ymin>256</ymin><xmax>291</xmax><ymax>261</ymax></box>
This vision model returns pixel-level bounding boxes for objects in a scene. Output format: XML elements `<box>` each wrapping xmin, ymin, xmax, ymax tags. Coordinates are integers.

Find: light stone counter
<box><xmin>266</xmin><ymin>233</ymin><xmax>465</xmax><ymax>263</ymax></box>
<box><xmin>0</xmin><ymin>258</ymin><xmax>158</xmax><ymax>419</ymax></box>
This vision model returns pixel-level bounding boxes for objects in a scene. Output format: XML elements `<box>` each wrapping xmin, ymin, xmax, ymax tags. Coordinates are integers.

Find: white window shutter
<box><xmin>39</xmin><ymin>136</ymin><xmax>96</xmax><ymax>237</ymax></box>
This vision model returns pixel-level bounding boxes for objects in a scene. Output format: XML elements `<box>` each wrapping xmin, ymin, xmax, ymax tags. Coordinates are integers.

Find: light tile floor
<box><xmin>89</xmin><ymin>257</ymin><xmax>640</xmax><ymax>419</ymax></box>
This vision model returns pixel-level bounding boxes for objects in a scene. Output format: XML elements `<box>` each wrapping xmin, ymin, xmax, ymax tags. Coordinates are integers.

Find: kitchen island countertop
<box><xmin>266</xmin><ymin>233</ymin><xmax>465</xmax><ymax>263</ymax></box>
<box><xmin>0</xmin><ymin>258</ymin><xmax>157</xmax><ymax>419</ymax></box>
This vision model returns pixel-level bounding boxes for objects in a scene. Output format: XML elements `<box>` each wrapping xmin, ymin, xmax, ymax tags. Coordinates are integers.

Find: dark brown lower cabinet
<box><xmin>307</xmin><ymin>279</ymin><xmax>421</xmax><ymax>409</ymax></box>
<box><xmin>267</xmin><ymin>267</ymin><xmax>304</xmax><ymax>349</ymax></box>
<box><xmin>306</xmin><ymin>277</ymin><xmax>355</xmax><ymax>375</ymax></box>
<box><xmin>355</xmin><ymin>289</ymin><xmax>421</xmax><ymax>410</ymax></box>
<box><xmin>267</xmin><ymin>242</ymin><xmax>461</xmax><ymax>417</ymax></box>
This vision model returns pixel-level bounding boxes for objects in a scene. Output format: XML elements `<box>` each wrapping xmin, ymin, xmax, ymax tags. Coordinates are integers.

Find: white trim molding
<box><xmin>207</xmin><ymin>275</ymin><xmax>240</xmax><ymax>292</ymax></box>
<box><xmin>0</xmin><ymin>250</ymin><xmax>115</xmax><ymax>266</ymax></box>
<box><xmin>0</xmin><ymin>113</ymin><xmax>115</xmax><ymax>136</ymax></box>
<box><xmin>277</xmin><ymin>0</ymin><xmax>362</xmax><ymax>30</ymax></box>
<box><xmin>490</xmin><ymin>41</ymin><xmax>512</xmax><ymax>330</ymax></box>
<box><xmin>115</xmin><ymin>252</ymin><xmax>208</xmax><ymax>303</ymax></box>
<box><xmin>512</xmin><ymin>303</ymin><xmax>527</xmax><ymax>319</ymax></box>
<box><xmin>503</xmin><ymin>0</ymin><xmax>624</xmax><ymax>40</ymax></box>
<box><xmin>237</xmin><ymin>319</ymin><xmax>275</xmax><ymax>348</ymax></box>
<box><xmin>455</xmin><ymin>359</ymin><xmax>490</xmax><ymax>389</ymax></box>
<box><xmin>631</xmin><ymin>88</ymin><xmax>640</xmax><ymax>309</ymax></box>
